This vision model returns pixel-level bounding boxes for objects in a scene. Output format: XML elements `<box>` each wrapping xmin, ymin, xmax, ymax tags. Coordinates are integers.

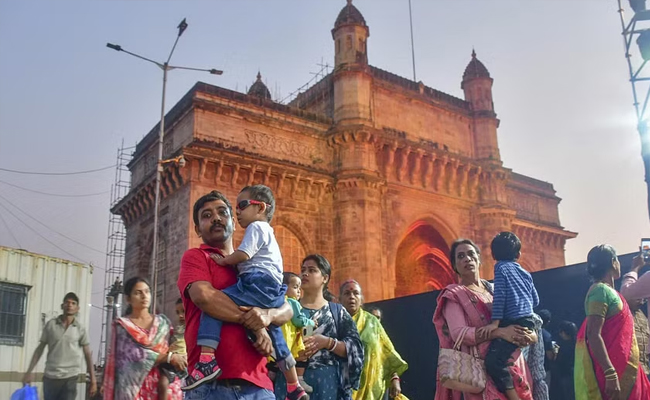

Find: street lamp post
<box><xmin>107</xmin><ymin>18</ymin><xmax>222</xmax><ymax>312</ymax></box>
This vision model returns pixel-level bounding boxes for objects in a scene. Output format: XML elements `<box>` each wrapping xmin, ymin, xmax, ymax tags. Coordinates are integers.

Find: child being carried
<box><xmin>267</xmin><ymin>272</ymin><xmax>316</xmax><ymax>393</ymax></box>
<box><xmin>478</xmin><ymin>232</ymin><xmax>538</xmax><ymax>400</ymax></box>
<box><xmin>182</xmin><ymin>185</ymin><xmax>309</xmax><ymax>400</ymax></box>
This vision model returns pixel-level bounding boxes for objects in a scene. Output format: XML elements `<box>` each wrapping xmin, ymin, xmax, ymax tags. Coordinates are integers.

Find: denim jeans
<box><xmin>197</xmin><ymin>271</ymin><xmax>292</xmax><ymax>365</ymax></box>
<box><xmin>184</xmin><ymin>380</ymin><xmax>274</xmax><ymax>400</ymax></box>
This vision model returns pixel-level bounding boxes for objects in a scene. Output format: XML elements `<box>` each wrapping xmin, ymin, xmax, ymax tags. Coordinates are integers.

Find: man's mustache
<box><xmin>210</xmin><ymin>222</ymin><xmax>226</xmax><ymax>231</ymax></box>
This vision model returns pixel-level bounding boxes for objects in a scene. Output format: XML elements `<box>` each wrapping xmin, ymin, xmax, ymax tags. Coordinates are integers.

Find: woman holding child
<box><xmin>574</xmin><ymin>245</ymin><xmax>650</xmax><ymax>400</ymax></box>
<box><xmin>339</xmin><ymin>279</ymin><xmax>409</xmax><ymax>400</ymax></box>
<box><xmin>433</xmin><ymin>238</ymin><xmax>537</xmax><ymax>400</ymax></box>
<box><xmin>103</xmin><ymin>277</ymin><xmax>186</xmax><ymax>400</ymax></box>
<box><xmin>273</xmin><ymin>254</ymin><xmax>363</xmax><ymax>400</ymax></box>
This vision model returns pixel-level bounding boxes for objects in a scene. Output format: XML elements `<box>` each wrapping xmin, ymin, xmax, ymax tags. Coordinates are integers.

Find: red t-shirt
<box><xmin>177</xmin><ymin>244</ymin><xmax>272</xmax><ymax>390</ymax></box>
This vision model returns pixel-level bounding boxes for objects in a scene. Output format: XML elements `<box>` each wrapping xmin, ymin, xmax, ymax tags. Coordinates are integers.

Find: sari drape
<box><xmin>103</xmin><ymin>315</ymin><xmax>182</xmax><ymax>400</ymax></box>
<box><xmin>352</xmin><ymin>309</ymin><xmax>408</xmax><ymax>400</ymax></box>
<box><xmin>575</xmin><ymin>291</ymin><xmax>650</xmax><ymax>400</ymax></box>
<box><xmin>433</xmin><ymin>283</ymin><xmax>534</xmax><ymax>400</ymax></box>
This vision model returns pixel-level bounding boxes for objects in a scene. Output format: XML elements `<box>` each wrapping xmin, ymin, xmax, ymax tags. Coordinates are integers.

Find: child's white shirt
<box><xmin>236</xmin><ymin>220</ymin><xmax>283</xmax><ymax>284</ymax></box>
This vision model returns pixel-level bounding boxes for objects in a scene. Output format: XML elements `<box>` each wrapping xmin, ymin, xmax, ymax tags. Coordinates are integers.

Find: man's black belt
<box><xmin>215</xmin><ymin>378</ymin><xmax>254</xmax><ymax>388</ymax></box>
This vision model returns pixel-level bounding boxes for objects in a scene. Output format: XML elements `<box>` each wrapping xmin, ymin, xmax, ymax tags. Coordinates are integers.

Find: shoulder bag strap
<box><xmin>329</xmin><ymin>301</ymin><xmax>342</xmax><ymax>337</ymax></box>
<box><xmin>452</xmin><ymin>326</ymin><xmax>469</xmax><ymax>350</ymax></box>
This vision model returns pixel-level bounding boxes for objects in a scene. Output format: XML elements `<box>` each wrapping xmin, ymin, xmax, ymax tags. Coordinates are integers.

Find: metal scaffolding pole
<box><xmin>617</xmin><ymin>0</ymin><xmax>650</xmax><ymax>219</ymax></box>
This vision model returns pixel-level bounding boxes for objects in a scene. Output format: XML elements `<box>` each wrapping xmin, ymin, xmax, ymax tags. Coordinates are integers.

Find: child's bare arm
<box><xmin>209</xmin><ymin>251</ymin><xmax>250</xmax><ymax>267</ymax></box>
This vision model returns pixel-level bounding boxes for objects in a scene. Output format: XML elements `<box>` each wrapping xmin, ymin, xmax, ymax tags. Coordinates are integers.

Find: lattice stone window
<box><xmin>0</xmin><ymin>282</ymin><xmax>29</xmax><ymax>346</ymax></box>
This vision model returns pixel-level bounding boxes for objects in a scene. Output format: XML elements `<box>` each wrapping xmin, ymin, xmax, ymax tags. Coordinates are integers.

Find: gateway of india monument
<box><xmin>114</xmin><ymin>0</ymin><xmax>576</xmax><ymax>315</ymax></box>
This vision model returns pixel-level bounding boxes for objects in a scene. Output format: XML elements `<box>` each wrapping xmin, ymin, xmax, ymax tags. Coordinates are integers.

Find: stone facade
<box><xmin>114</xmin><ymin>1</ymin><xmax>576</xmax><ymax>316</ymax></box>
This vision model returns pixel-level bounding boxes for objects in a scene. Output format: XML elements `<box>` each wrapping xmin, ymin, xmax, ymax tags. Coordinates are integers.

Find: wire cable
<box><xmin>0</xmin><ymin>209</ymin><xmax>21</xmax><ymax>248</ymax></box>
<box><xmin>0</xmin><ymin>164</ymin><xmax>115</xmax><ymax>176</ymax></box>
<box><xmin>0</xmin><ymin>193</ymin><xmax>105</xmax><ymax>255</ymax></box>
<box><xmin>0</xmin><ymin>179</ymin><xmax>109</xmax><ymax>198</ymax></box>
<box><xmin>0</xmin><ymin>199</ymin><xmax>84</xmax><ymax>263</ymax></box>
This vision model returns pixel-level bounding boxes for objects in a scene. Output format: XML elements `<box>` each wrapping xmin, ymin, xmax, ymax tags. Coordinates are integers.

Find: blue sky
<box><xmin>1</xmin><ymin>0</ymin><xmax>648</xmax><ymax>357</ymax></box>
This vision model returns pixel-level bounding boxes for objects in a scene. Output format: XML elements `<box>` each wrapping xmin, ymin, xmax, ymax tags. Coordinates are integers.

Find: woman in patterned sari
<box><xmin>433</xmin><ymin>239</ymin><xmax>537</xmax><ymax>400</ymax></box>
<box><xmin>339</xmin><ymin>279</ymin><xmax>408</xmax><ymax>400</ymax></box>
<box><xmin>574</xmin><ymin>245</ymin><xmax>650</xmax><ymax>400</ymax></box>
<box><xmin>273</xmin><ymin>254</ymin><xmax>363</xmax><ymax>400</ymax></box>
<box><xmin>103</xmin><ymin>277</ymin><xmax>186</xmax><ymax>400</ymax></box>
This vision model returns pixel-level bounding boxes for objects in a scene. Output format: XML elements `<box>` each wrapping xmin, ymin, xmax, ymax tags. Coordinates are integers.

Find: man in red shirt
<box><xmin>178</xmin><ymin>190</ymin><xmax>293</xmax><ymax>400</ymax></box>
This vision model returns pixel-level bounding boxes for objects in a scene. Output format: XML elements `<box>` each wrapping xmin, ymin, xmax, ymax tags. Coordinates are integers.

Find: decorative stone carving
<box><xmin>244</xmin><ymin>129</ymin><xmax>325</xmax><ymax>165</ymax></box>
<box><xmin>231</xmin><ymin>165</ymin><xmax>240</xmax><ymax>187</ymax></box>
<box><xmin>214</xmin><ymin>160</ymin><xmax>224</xmax><ymax>184</ymax></box>
<box><xmin>247</xmin><ymin>165</ymin><xmax>257</xmax><ymax>186</ymax></box>
<box><xmin>411</xmin><ymin>150</ymin><xmax>424</xmax><ymax>185</ymax></box>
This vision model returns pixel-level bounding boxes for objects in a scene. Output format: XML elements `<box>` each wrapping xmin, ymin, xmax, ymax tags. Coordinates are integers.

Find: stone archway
<box><xmin>274</xmin><ymin>225</ymin><xmax>307</xmax><ymax>274</ymax></box>
<box><xmin>395</xmin><ymin>220</ymin><xmax>455</xmax><ymax>297</ymax></box>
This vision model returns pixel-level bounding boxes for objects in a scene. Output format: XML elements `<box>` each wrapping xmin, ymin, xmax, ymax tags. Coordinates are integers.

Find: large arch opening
<box><xmin>274</xmin><ymin>225</ymin><xmax>307</xmax><ymax>274</ymax></box>
<box><xmin>395</xmin><ymin>221</ymin><xmax>455</xmax><ymax>297</ymax></box>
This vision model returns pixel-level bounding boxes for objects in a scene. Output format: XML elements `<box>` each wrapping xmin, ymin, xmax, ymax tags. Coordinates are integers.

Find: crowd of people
<box><xmin>20</xmin><ymin>185</ymin><xmax>650</xmax><ymax>400</ymax></box>
<box><xmin>435</xmin><ymin>238</ymin><xmax>650</xmax><ymax>400</ymax></box>
<box><xmin>95</xmin><ymin>187</ymin><xmax>408</xmax><ymax>400</ymax></box>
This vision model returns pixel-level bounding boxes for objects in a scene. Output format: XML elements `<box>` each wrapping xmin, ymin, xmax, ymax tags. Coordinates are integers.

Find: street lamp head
<box><xmin>209</xmin><ymin>69</ymin><xmax>224</xmax><ymax>75</ymax></box>
<box><xmin>106</xmin><ymin>43</ymin><xmax>122</xmax><ymax>52</ymax></box>
<box><xmin>178</xmin><ymin>156</ymin><xmax>187</xmax><ymax>168</ymax></box>
<box><xmin>177</xmin><ymin>18</ymin><xmax>188</xmax><ymax>37</ymax></box>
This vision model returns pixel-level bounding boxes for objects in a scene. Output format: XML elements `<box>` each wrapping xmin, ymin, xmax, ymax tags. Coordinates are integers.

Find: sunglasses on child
<box><xmin>236</xmin><ymin>199</ymin><xmax>269</xmax><ymax>211</ymax></box>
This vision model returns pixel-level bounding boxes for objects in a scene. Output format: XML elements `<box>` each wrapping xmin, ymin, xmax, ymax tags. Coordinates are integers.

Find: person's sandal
<box><xmin>181</xmin><ymin>359</ymin><xmax>221</xmax><ymax>391</ymax></box>
<box><xmin>286</xmin><ymin>385</ymin><xmax>309</xmax><ymax>400</ymax></box>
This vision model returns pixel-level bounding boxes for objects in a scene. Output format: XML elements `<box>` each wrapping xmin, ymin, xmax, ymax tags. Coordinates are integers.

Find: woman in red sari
<box><xmin>575</xmin><ymin>245</ymin><xmax>650</xmax><ymax>400</ymax></box>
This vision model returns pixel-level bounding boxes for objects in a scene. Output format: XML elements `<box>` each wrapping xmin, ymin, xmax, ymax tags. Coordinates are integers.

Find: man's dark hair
<box><xmin>366</xmin><ymin>305</ymin><xmax>382</xmax><ymax>320</ymax></box>
<box><xmin>240</xmin><ymin>185</ymin><xmax>276</xmax><ymax>222</ymax></box>
<box><xmin>558</xmin><ymin>320</ymin><xmax>578</xmax><ymax>340</ymax></box>
<box><xmin>192</xmin><ymin>190</ymin><xmax>233</xmax><ymax>226</ymax></box>
<box><xmin>63</xmin><ymin>292</ymin><xmax>79</xmax><ymax>304</ymax></box>
<box><xmin>491</xmin><ymin>231</ymin><xmax>521</xmax><ymax>261</ymax></box>
<box><xmin>176</xmin><ymin>298</ymin><xmax>183</xmax><ymax>305</ymax></box>
<box><xmin>537</xmin><ymin>309</ymin><xmax>551</xmax><ymax>326</ymax></box>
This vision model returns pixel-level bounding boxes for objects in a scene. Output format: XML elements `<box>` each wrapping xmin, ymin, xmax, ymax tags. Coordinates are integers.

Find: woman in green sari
<box><xmin>574</xmin><ymin>244</ymin><xmax>650</xmax><ymax>400</ymax></box>
<box><xmin>339</xmin><ymin>280</ymin><xmax>408</xmax><ymax>400</ymax></box>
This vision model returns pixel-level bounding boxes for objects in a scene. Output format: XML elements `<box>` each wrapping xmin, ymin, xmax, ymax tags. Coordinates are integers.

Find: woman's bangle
<box><xmin>328</xmin><ymin>338</ymin><xmax>338</xmax><ymax>351</ymax></box>
<box><xmin>604</xmin><ymin>367</ymin><xmax>618</xmax><ymax>380</ymax></box>
<box><xmin>167</xmin><ymin>352</ymin><xmax>174</xmax><ymax>364</ymax></box>
<box><xmin>391</xmin><ymin>375</ymin><xmax>400</xmax><ymax>382</ymax></box>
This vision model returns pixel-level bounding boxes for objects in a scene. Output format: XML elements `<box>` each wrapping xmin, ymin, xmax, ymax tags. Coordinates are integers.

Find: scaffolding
<box><xmin>97</xmin><ymin>141</ymin><xmax>133</xmax><ymax>366</ymax></box>
<box><xmin>617</xmin><ymin>0</ymin><xmax>650</xmax><ymax>218</ymax></box>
